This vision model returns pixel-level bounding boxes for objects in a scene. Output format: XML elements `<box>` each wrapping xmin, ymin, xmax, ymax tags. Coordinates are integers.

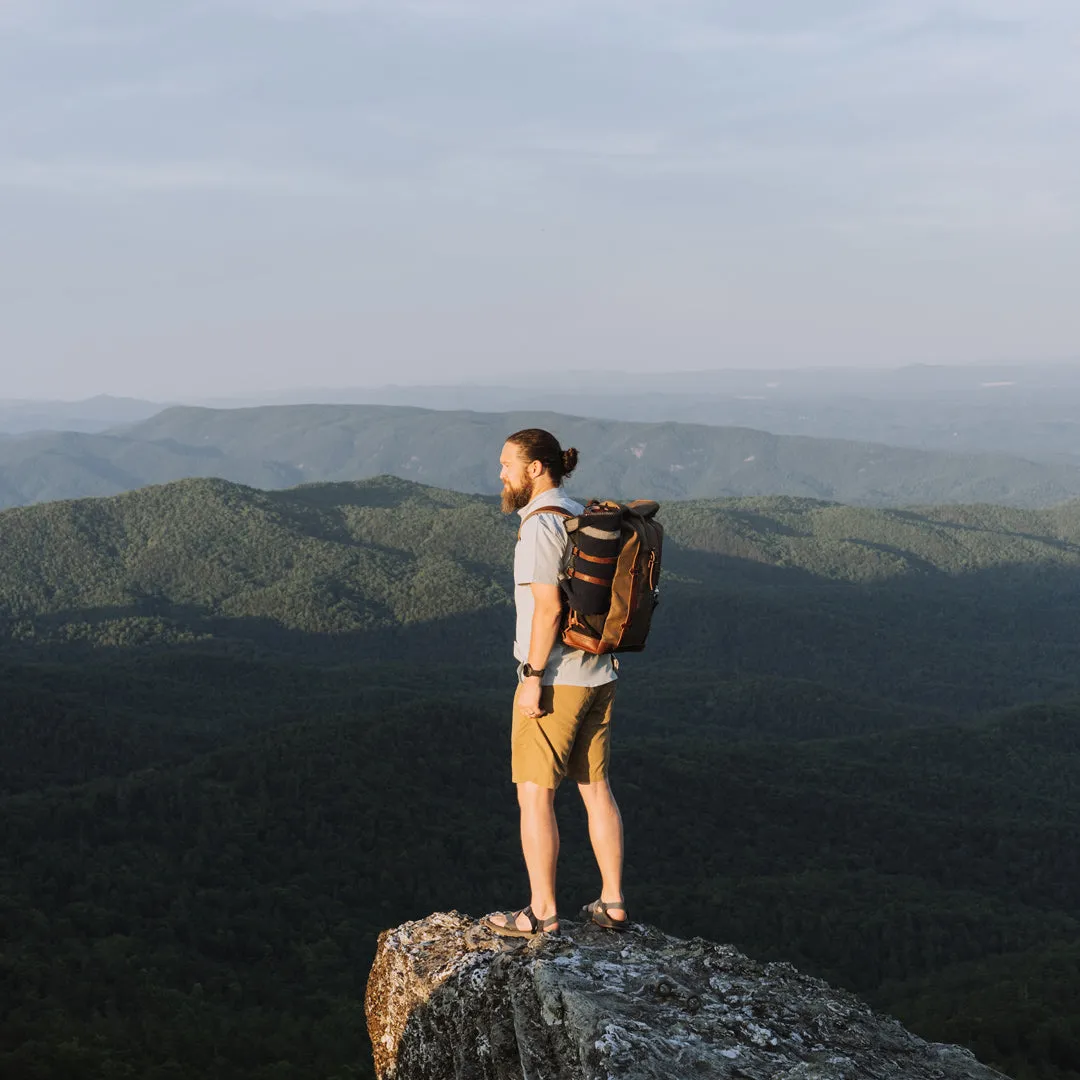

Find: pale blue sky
<box><xmin>2</xmin><ymin>0</ymin><xmax>1078</xmax><ymax>399</ymax></box>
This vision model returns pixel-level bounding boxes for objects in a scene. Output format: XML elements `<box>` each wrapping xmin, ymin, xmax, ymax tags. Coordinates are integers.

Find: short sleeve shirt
<box><xmin>514</xmin><ymin>489</ymin><xmax>616</xmax><ymax>687</ymax></box>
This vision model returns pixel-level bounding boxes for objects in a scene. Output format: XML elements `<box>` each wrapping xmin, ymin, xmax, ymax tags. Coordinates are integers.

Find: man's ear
<box><xmin>527</xmin><ymin>459</ymin><xmax>544</xmax><ymax>479</ymax></box>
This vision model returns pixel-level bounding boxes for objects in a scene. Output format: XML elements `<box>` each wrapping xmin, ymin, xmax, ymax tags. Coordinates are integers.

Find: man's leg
<box><xmin>489</xmin><ymin>683</ymin><xmax>588</xmax><ymax>933</ymax></box>
<box><xmin>567</xmin><ymin>683</ymin><xmax>626</xmax><ymax>922</ymax></box>
<box><xmin>577</xmin><ymin>779</ymin><xmax>627</xmax><ymax>921</ymax></box>
<box><xmin>514</xmin><ymin>780</ymin><xmax>559</xmax><ymax>929</ymax></box>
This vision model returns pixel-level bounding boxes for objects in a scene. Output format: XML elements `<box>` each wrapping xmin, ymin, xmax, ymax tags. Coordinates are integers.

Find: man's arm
<box><xmin>516</xmin><ymin>515</ymin><xmax>568</xmax><ymax>718</ymax></box>
<box><xmin>518</xmin><ymin>582</ymin><xmax>562</xmax><ymax>717</ymax></box>
<box><xmin>526</xmin><ymin>582</ymin><xmax>563</xmax><ymax>674</ymax></box>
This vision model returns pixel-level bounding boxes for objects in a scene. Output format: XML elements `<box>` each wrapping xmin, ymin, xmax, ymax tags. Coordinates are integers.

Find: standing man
<box><xmin>484</xmin><ymin>428</ymin><xmax>629</xmax><ymax>937</ymax></box>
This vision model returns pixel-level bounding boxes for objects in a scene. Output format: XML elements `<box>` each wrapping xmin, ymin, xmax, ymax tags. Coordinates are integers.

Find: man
<box><xmin>483</xmin><ymin>428</ymin><xmax>629</xmax><ymax>937</ymax></box>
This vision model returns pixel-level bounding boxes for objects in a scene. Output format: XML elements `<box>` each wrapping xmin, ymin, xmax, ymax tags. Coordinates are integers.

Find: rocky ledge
<box><xmin>365</xmin><ymin>911</ymin><xmax>1009</xmax><ymax>1080</ymax></box>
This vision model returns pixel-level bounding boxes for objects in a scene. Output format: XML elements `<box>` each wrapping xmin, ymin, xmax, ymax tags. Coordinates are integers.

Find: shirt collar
<box><xmin>517</xmin><ymin>485</ymin><xmax>568</xmax><ymax>520</ymax></box>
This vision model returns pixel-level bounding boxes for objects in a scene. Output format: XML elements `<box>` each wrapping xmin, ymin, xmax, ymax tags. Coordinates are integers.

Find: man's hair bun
<box><xmin>505</xmin><ymin>428</ymin><xmax>579</xmax><ymax>483</ymax></box>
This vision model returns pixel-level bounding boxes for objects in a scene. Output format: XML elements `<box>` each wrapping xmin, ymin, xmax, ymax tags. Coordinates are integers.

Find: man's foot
<box><xmin>581</xmin><ymin>898</ymin><xmax>629</xmax><ymax>931</ymax></box>
<box><xmin>483</xmin><ymin>905</ymin><xmax>560</xmax><ymax>938</ymax></box>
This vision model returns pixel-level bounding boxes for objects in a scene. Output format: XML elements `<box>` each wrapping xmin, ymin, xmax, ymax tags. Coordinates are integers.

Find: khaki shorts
<box><xmin>511</xmin><ymin>681</ymin><xmax>617</xmax><ymax>789</ymax></box>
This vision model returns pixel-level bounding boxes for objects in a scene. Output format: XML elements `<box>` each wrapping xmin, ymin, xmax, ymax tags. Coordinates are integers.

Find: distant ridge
<box><xmin>0</xmin><ymin>394</ymin><xmax>166</xmax><ymax>435</ymax></box>
<box><xmin>2</xmin><ymin>402</ymin><xmax>1080</xmax><ymax>511</ymax></box>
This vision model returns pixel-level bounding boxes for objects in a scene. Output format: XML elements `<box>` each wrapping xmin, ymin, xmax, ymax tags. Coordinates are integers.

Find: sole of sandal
<box><xmin>590</xmin><ymin>916</ymin><xmax>629</xmax><ymax>932</ymax></box>
<box><xmin>580</xmin><ymin>904</ymin><xmax>630</xmax><ymax>932</ymax></box>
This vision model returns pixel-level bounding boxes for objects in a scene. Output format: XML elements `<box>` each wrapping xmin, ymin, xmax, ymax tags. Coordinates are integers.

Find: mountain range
<box><xmin>0</xmin><ymin>394</ymin><xmax>166</xmax><ymax>435</ymax></box>
<box><xmin>4</xmin><ymin>402</ymin><xmax>1080</xmax><ymax>512</ymax></box>
<box><xmin>5</xmin><ymin>473</ymin><xmax>1080</xmax><ymax>716</ymax></box>
<box><xmin>8</xmin><ymin>362</ymin><xmax>1080</xmax><ymax>463</ymax></box>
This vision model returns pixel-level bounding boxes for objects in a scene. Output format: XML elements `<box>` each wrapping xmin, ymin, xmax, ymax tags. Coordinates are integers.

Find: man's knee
<box><xmin>577</xmin><ymin>778</ymin><xmax>614</xmax><ymax>807</ymax></box>
<box><xmin>517</xmin><ymin>780</ymin><xmax>557</xmax><ymax>808</ymax></box>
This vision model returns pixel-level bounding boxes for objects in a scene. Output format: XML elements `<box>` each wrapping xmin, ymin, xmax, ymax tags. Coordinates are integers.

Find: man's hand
<box><xmin>517</xmin><ymin>677</ymin><xmax>548</xmax><ymax>719</ymax></box>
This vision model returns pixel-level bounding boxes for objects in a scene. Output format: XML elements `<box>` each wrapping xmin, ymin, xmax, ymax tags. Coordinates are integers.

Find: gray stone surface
<box><xmin>365</xmin><ymin>911</ymin><xmax>1010</xmax><ymax>1080</ymax></box>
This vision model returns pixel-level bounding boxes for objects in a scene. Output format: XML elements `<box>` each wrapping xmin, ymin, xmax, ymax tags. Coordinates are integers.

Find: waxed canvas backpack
<box><xmin>519</xmin><ymin>500</ymin><xmax>663</xmax><ymax>654</ymax></box>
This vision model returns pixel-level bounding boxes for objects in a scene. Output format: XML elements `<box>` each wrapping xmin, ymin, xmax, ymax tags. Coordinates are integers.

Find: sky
<box><xmin>1</xmin><ymin>0</ymin><xmax>1078</xmax><ymax>400</ymax></box>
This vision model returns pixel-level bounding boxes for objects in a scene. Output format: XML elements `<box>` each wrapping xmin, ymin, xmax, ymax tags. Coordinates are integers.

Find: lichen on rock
<box><xmin>365</xmin><ymin>911</ymin><xmax>1010</xmax><ymax>1080</ymax></box>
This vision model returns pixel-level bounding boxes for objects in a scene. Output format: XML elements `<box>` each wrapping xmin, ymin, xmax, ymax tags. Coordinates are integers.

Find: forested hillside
<box><xmin>3</xmin><ymin>476</ymin><xmax>1080</xmax><ymax>1078</ymax></box>
<box><xmin>4</xmin><ymin>476</ymin><xmax>1080</xmax><ymax>716</ymax></box>
<box><xmin>4</xmin><ymin>402</ymin><xmax>1080</xmax><ymax>510</ymax></box>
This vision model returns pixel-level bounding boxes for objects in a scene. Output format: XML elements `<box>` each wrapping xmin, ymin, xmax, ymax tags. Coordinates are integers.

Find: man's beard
<box><xmin>501</xmin><ymin>476</ymin><xmax>534</xmax><ymax>514</ymax></box>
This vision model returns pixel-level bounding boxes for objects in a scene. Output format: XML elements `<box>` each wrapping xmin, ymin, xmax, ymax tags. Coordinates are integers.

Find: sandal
<box><xmin>483</xmin><ymin>905</ymin><xmax>560</xmax><ymax>938</ymax></box>
<box><xmin>581</xmin><ymin>898</ymin><xmax>630</xmax><ymax>932</ymax></box>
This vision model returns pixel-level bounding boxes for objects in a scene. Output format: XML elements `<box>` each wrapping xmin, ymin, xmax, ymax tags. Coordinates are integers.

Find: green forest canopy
<box><xmin>4</xmin><ymin>475</ymin><xmax>1080</xmax><ymax>1079</ymax></box>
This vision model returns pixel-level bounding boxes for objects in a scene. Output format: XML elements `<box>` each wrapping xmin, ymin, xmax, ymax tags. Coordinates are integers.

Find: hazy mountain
<box><xmin>0</xmin><ymin>394</ymin><xmax>167</xmax><ymax>435</ymax></box>
<box><xmin>4</xmin><ymin>402</ymin><xmax>1080</xmax><ymax>512</ymax></box>
<box><xmin>9</xmin><ymin>361</ymin><xmax>1080</xmax><ymax>461</ymax></box>
<box><xmin>199</xmin><ymin>361</ymin><xmax>1080</xmax><ymax>404</ymax></box>
<box><xmin>201</xmin><ymin>363</ymin><xmax>1080</xmax><ymax>463</ymax></box>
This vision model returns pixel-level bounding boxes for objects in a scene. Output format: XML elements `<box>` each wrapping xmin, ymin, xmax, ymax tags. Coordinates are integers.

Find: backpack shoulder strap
<box><xmin>517</xmin><ymin>505</ymin><xmax>572</xmax><ymax>541</ymax></box>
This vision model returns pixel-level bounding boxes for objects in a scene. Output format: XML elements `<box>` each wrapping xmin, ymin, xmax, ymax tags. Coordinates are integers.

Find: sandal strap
<box><xmin>519</xmin><ymin>907</ymin><xmax>560</xmax><ymax>932</ymax></box>
<box><xmin>493</xmin><ymin>909</ymin><xmax>526</xmax><ymax>931</ymax></box>
<box><xmin>489</xmin><ymin>906</ymin><xmax>558</xmax><ymax>934</ymax></box>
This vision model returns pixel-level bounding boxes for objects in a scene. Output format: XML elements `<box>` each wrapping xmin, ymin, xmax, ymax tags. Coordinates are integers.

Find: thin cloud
<box><xmin>0</xmin><ymin>0</ymin><xmax>57</xmax><ymax>29</ymax></box>
<box><xmin>0</xmin><ymin>0</ymin><xmax>174</xmax><ymax>45</ymax></box>
<box><xmin>0</xmin><ymin>160</ymin><xmax>356</xmax><ymax>196</ymax></box>
<box><xmin>665</xmin><ymin>26</ymin><xmax>843</xmax><ymax>57</ymax></box>
<box><xmin>2</xmin><ymin>71</ymin><xmax>226</xmax><ymax>134</ymax></box>
<box><xmin>219</xmin><ymin>0</ymin><xmax>667</xmax><ymax>24</ymax></box>
<box><xmin>511</xmin><ymin>131</ymin><xmax>662</xmax><ymax>160</ymax></box>
<box><xmin>665</xmin><ymin>0</ymin><xmax>1076</xmax><ymax>56</ymax></box>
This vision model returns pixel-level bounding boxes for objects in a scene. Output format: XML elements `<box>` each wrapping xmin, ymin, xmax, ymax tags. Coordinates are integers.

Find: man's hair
<box><xmin>506</xmin><ymin>428</ymin><xmax>579</xmax><ymax>483</ymax></box>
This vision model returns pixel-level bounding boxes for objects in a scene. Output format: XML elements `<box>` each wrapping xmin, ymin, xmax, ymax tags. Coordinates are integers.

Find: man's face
<box><xmin>499</xmin><ymin>441</ymin><xmax>535</xmax><ymax>513</ymax></box>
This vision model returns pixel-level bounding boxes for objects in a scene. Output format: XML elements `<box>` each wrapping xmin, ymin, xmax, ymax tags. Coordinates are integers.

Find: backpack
<box><xmin>519</xmin><ymin>500</ymin><xmax>663</xmax><ymax>654</ymax></box>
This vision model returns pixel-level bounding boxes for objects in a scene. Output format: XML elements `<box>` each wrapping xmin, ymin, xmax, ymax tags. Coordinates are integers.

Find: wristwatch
<box><xmin>521</xmin><ymin>663</ymin><xmax>546</xmax><ymax>679</ymax></box>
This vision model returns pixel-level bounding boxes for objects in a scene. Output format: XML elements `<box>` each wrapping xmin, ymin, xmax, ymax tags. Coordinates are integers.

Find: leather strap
<box><xmin>574</xmin><ymin>550</ymin><xmax>619</xmax><ymax>565</ymax></box>
<box><xmin>517</xmin><ymin>504</ymin><xmax>572</xmax><ymax>540</ymax></box>
<box><xmin>567</xmin><ymin>567</ymin><xmax>609</xmax><ymax>587</ymax></box>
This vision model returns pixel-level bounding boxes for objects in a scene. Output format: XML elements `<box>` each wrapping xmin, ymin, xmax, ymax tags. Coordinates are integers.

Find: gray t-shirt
<box><xmin>514</xmin><ymin>489</ymin><xmax>616</xmax><ymax>687</ymax></box>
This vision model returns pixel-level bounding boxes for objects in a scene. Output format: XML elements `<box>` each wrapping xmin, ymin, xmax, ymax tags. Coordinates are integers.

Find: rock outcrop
<box><xmin>365</xmin><ymin>911</ymin><xmax>1009</xmax><ymax>1080</ymax></box>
